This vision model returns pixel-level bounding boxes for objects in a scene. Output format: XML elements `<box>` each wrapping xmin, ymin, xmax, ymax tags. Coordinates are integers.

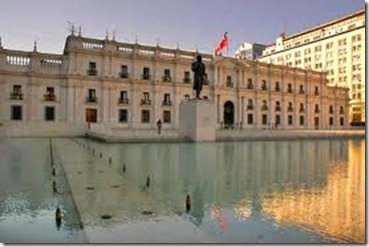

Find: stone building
<box><xmin>0</xmin><ymin>32</ymin><xmax>349</xmax><ymax>137</ymax></box>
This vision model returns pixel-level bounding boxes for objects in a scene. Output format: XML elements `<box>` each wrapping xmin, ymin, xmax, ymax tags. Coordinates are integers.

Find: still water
<box><xmin>0</xmin><ymin>138</ymin><xmax>365</xmax><ymax>243</ymax></box>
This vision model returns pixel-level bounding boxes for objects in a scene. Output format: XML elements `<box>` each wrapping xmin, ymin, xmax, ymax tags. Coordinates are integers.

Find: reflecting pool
<box><xmin>0</xmin><ymin>137</ymin><xmax>365</xmax><ymax>243</ymax></box>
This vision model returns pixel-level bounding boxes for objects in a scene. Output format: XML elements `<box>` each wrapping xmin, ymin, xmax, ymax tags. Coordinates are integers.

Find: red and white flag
<box><xmin>215</xmin><ymin>32</ymin><xmax>229</xmax><ymax>55</ymax></box>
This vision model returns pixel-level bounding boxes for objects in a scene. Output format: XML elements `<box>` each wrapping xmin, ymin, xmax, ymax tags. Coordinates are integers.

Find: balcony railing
<box><xmin>340</xmin><ymin>110</ymin><xmax>344</xmax><ymax>114</ymax></box>
<box><xmin>44</xmin><ymin>94</ymin><xmax>56</xmax><ymax>101</ymax></box>
<box><xmin>87</xmin><ymin>69</ymin><xmax>98</xmax><ymax>76</ymax></box>
<box><xmin>287</xmin><ymin>88</ymin><xmax>293</xmax><ymax>93</ymax></box>
<box><xmin>163</xmin><ymin>76</ymin><xmax>172</xmax><ymax>82</ymax></box>
<box><xmin>140</xmin><ymin>99</ymin><xmax>151</xmax><ymax>105</ymax></box>
<box><xmin>86</xmin><ymin>97</ymin><xmax>97</xmax><ymax>103</ymax></box>
<box><xmin>118</xmin><ymin>98</ymin><xmax>129</xmax><ymax>105</ymax></box>
<box><xmin>261</xmin><ymin>85</ymin><xmax>267</xmax><ymax>91</ymax></box>
<box><xmin>299</xmin><ymin>108</ymin><xmax>305</xmax><ymax>113</ymax></box>
<box><xmin>247</xmin><ymin>105</ymin><xmax>254</xmax><ymax>110</ymax></box>
<box><xmin>261</xmin><ymin>106</ymin><xmax>268</xmax><ymax>111</ymax></box>
<box><xmin>119</xmin><ymin>72</ymin><xmax>129</xmax><ymax>79</ymax></box>
<box><xmin>246</xmin><ymin>84</ymin><xmax>254</xmax><ymax>89</ymax></box>
<box><xmin>287</xmin><ymin>107</ymin><xmax>294</xmax><ymax>112</ymax></box>
<box><xmin>142</xmin><ymin>74</ymin><xmax>151</xmax><ymax>80</ymax></box>
<box><xmin>314</xmin><ymin>91</ymin><xmax>319</xmax><ymax>96</ymax></box>
<box><xmin>329</xmin><ymin>110</ymin><xmax>334</xmax><ymax>114</ymax></box>
<box><xmin>226</xmin><ymin>81</ymin><xmax>233</xmax><ymax>88</ymax></box>
<box><xmin>10</xmin><ymin>92</ymin><xmax>23</xmax><ymax>100</ymax></box>
<box><xmin>275</xmin><ymin>86</ymin><xmax>280</xmax><ymax>91</ymax></box>
<box><xmin>299</xmin><ymin>89</ymin><xmax>305</xmax><ymax>94</ymax></box>
<box><xmin>275</xmin><ymin>106</ymin><xmax>281</xmax><ymax>112</ymax></box>
<box><xmin>183</xmin><ymin>77</ymin><xmax>191</xmax><ymax>84</ymax></box>
<box><xmin>315</xmin><ymin>109</ymin><xmax>320</xmax><ymax>113</ymax></box>
<box><xmin>162</xmin><ymin>100</ymin><xmax>172</xmax><ymax>106</ymax></box>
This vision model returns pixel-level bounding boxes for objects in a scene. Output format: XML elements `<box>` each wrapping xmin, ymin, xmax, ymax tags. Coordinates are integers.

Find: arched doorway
<box><xmin>223</xmin><ymin>101</ymin><xmax>234</xmax><ymax>128</ymax></box>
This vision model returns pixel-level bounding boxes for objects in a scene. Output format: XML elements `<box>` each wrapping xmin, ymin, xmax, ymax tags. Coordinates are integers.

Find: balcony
<box><xmin>329</xmin><ymin>110</ymin><xmax>334</xmax><ymax>114</ymax></box>
<box><xmin>226</xmin><ymin>81</ymin><xmax>233</xmax><ymax>88</ymax></box>
<box><xmin>340</xmin><ymin>110</ymin><xmax>344</xmax><ymax>114</ymax></box>
<box><xmin>314</xmin><ymin>91</ymin><xmax>319</xmax><ymax>96</ymax></box>
<box><xmin>247</xmin><ymin>105</ymin><xmax>254</xmax><ymax>110</ymax></box>
<box><xmin>183</xmin><ymin>77</ymin><xmax>191</xmax><ymax>84</ymax></box>
<box><xmin>275</xmin><ymin>86</ymin><xmax>280</xmax><ymax>92</ymax></box>
<box><xmin>86</xmin><ymin>97</ymin><xmax>97</xmax><ymax>103</ymax></box>
<box><xmin>299</xmin><ymin>108</ymin><xmax>305</xmax><ymax>113</ymax></box>
<box><xmin>246</xmin><ymin>84</ymin><xmax>254</xmax><ymax>89</ymax></box>
<box><xmin>275</xmin><ymin>106</ymin><xmax>281</xmax><ymax>112</ymax></box>
<box><xmin>163</xmin><ymin>76</ymin><xmax>172</xmax><ymax>82</ymax></box>
<box><xmin>119</xmin><ymin>72</ymin><xmax>129</xmax><ymax>79</ymax></box>
<box><xmin>44</xmin><ymin>94</ymin><xmax>56</xmax><ymax>101</ymax></box>
<box><xmin>287</xmin><ymin>107</ymin><xmax>294</xmax><ymax>112</ymax></box>
<box><xmin>10</xmin><ymin>92</ymin><xmax>23</xmax><ymax>100</ymax></box>
<box><xmin>299</xmin><ymin>89</ymin><xmax>305</xmax><ymax>94</ymax></box>
<box><xmin>142</xmin><ymin>74</ymin><xmax>151</xmax><ymax>80</ymax></box>
<box><xmin>162</xmin><ymin>100</ymin><xmax>172</xmax><ymax>106</ymax></box>
<box><xmin>287</xmin><ymin>88</ymin><xmax>293</xmax><ymax>93</ymax></box>
<box><xmin>261</xmin><ymin>106</ymin><xmax>268</xmax><ymax>111</ymax></box>
<box><xmin>87</xmin><ymin>69</ymin><xmax>98</xmax><ymax>76</ymax></box>
<box><xmin>140</xmin><ymin>99</ymin><xmax>151</xmax><ymax>106</ymax></box>
<box><xmin>315</xmin><ymin>109</ymin><xmax>320</xmax><ymax>113</ymax></box>
<box><xmin>118</xmin><ymin>98</ymin><xmax>129</xmax><ymax>105</ymax></box>
<box><xmin>261</xmin><ymin>85</ymin><xmax>267</xmax><ymax>91</ymax></box>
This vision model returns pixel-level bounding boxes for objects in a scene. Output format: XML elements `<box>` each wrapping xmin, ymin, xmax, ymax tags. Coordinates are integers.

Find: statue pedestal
<box><xmin>179</xmin><ymin>99</ymin><xmax>216</xmax><ymax>142</ymax></box>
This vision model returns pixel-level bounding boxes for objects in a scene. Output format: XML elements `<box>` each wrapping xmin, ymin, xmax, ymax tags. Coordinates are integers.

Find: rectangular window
<box><xmin>247</xmin><ymin>114</ymin><xmax>253</xmax><ymax>124</ymax></box>
<box><xmin>45</xmin><ymin>106</ymin><xmax>55</xmax><ymax>121</ymax></box>
<box><xmin>275</xmin><ymin>115</ymin><xmax>281</xmax><ymax>125</ymax></box>
<box><xmin>184</xmin><ymin>71</ymin><xmax>191</xmax><ymax>83</ymax></box>
<box><xmin>119</xmin><ymin>109</ymin><xmax>128</xmax><ymax>123</ymax></box>
<box><xmin>288</xmin><ymin>115</ymin><xmax>293</xmax><ymax>125</ymax></box>
<box><xmin>120</xmin><ymin>90</ymin><xmax>127</xmax><ymax>100</ymax></box>
<box><xmin>88</xmin><ymin>62</ymin><xmax>97</xmax><ymax>76</ymax></box>
<box><xmin>329</xmin><ymin>117</ymin><xmax>334</xmax><ymax>126</ymax></box>
<box><xmin>143</xmin><ymin>67</ymin><xmax>150</xmax><ymax>80</ymax></box>
<box><xmin>340</xmin><ymin>117</ymin><xmax>344</xmax><ymax>126</ymax></box>
<box><xmin>262</xmin><ymin>114</ymin><xmax>268</xmax><ymax>125</ymax></box>
<box><xmin>299</xmin><ymin>115</ymin><xmax>304</xmax><ymax>125</ymax></box>
<box><xmin>163</xmin><ymin>110</ymin><xmax>171</xmax><ymax>123</ymax></box>
<box><xmin>141</xmin><ymin>110</ymin><xmax>150</xmax><ymax>123</ymax></box>
<box><xmin>120</xmin><ymin>65</ymin><xmax>128</xmax><ymax>78</ymax></box>
<box><xmin>11</xmin><ymin>105</ymin><xmax>22</xmax><ymax>120</ymax></box>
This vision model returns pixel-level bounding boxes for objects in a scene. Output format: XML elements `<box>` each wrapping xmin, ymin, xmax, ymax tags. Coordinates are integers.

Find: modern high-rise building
<box><xmin>235</xmin><ymin>42</ymin><xmax>266</xmax><ymax>60</ymax></box>
<box><xmin>257</xmin><ymin>9</ymin><xmax>365</xmax><ymax>124</ymax></box>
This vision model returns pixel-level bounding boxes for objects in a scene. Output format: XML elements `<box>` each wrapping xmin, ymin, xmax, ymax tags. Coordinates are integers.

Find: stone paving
<box><xmin>53</xmin><ymin>138</ymin><xmax>214</xmax><ymax>243</ymax></box>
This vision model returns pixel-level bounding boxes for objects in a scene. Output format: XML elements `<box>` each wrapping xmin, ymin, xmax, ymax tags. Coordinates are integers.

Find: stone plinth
<box><xmin>179</xmin><ymin>99</ymin><xmax>216</xmax><ymax>142</ymax></box>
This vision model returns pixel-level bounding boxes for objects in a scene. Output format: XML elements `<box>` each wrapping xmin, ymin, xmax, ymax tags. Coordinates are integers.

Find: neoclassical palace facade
<box><xmin>0</xmin><ymin>33</ymin><xmax>350</xmax><ymax>136</ymax></box>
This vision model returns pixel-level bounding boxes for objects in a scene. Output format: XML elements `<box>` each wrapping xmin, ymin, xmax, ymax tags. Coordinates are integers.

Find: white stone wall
<box><xmin>0</xmin><ymin>34</ymin><xmax>350</xmax><ymax>137</ymax></box>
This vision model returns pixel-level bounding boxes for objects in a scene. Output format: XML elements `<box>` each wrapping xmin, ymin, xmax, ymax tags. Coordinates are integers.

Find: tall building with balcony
<box><xmin>0</xmin><ymin>31</ymin><xmax>349</xmax><ymax>137</ymax></box>
<box><xmin>258</xmin><ymin>9</ymin><xmax>365</xmax><ymax>124</ymax></box>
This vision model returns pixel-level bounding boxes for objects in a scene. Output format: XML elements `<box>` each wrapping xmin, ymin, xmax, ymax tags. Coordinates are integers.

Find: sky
<box><xmin>0</xmin><ymin>0</ymin><xmax>365</xmax><ymax>55</ymax></box>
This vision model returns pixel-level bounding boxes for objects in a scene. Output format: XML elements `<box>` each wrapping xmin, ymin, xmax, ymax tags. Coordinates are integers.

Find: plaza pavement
<box><xmin>53</xmin><ymin>138</ymin><xmax>214</xmax><ymax>243</ymax></box>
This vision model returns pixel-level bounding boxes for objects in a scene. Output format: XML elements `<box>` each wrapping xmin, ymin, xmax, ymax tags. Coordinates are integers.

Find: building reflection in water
<box><xmin>98</xmin><ymin>138</ymin><xmax>364</xmax><ymax>243</ymax></box>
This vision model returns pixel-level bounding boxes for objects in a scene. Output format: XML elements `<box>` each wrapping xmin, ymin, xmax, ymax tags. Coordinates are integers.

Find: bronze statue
<box><xmin>191</xmin><ymin>55</ymin><xmax>206</xmax><ymax>99</ymax></box>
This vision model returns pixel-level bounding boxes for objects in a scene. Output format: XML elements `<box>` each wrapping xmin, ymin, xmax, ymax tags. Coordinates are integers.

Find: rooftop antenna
<box><xmin>156</xmin><ymin>38</ymin><xmax>160</xmax><ymax>47</ymax></box>
<box><xmin>134</xmin><ymin>34</ymin><xmax>138</xmax><ymax>44</ymax></box>
<box><xmin>33</xmin><ymin>40</ymin><xmax>37</xmax><ymax>52</ymax></box>
<box><xmin>105</xmin><ymin>29</ymin><xmax>109</xmax><ymax>40</ymax></box>
<box><xmin>112</xmin><ymin>29</ymin><xmax>116</xmax><ymax>41</ymax></box>
<box><xmin>78</xmin><ymin>26</ymin><xmax>82</xmax><ymax>37</ymax></box>
<box><xmin>66</xmin><ymin>21</ymin><xmax>75</xmax><ymax>35</ymax></box>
